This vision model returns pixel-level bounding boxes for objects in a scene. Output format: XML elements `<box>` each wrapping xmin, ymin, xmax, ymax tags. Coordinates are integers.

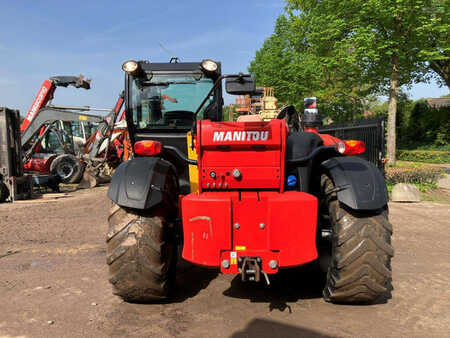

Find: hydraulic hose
<box><xmin>163</xmin><ymin>145</ymin><xmax>197</xmax><ymax>165</ymax></box>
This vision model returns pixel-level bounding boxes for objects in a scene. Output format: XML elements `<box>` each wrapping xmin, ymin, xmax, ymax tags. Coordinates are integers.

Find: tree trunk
<box><xmin>386</xmin><ymin>54</ymin><xmax>399</xmax><ymax>166</ymax></box>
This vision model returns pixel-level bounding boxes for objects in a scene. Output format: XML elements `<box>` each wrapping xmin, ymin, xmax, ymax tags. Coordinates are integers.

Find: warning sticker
<box><xmin>230</xmin><ymin>251</ymin><xmax>237</xmax><ymax>265</ymax></box>
<box><xmin>235</xmin><ymin>246</ymin><xmax>246</xmax><ymax>251</ymax></box>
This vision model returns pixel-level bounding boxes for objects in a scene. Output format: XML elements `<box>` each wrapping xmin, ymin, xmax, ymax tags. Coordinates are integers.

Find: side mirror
<box><xmin>225</xmin><ymin>74</ymin><xmax>256</xmax><ymax>95</ymax></box>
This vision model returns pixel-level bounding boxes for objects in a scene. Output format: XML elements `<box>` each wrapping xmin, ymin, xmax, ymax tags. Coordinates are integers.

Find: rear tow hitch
<box><xmin>239</xmin><ymin>257</ymin><xmax>271</xmax><ymax>285</ymax></box>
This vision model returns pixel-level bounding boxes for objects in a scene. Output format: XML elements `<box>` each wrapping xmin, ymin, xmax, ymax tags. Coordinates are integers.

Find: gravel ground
<box><xmin>0</xmin><ymin>187</ymin><xmax>449</xmax><ymax>337</ymax></box>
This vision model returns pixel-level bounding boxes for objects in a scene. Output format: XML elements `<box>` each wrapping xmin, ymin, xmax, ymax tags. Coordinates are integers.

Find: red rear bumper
<box><xmin>181</xmin><ymin>191</ymin><xmax>318</xmax><ymax>274</ymax></box>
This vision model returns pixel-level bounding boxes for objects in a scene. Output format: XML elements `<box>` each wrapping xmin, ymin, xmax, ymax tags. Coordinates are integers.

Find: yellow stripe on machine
<box><xmin>187</xmin><ymin>132</ymin><xmax>199</xmax><ymax>193</ymax></box>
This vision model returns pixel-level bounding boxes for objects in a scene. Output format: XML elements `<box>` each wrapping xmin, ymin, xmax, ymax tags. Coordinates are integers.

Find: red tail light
<box><xmin>134</xmin><ymin>140</ymin><xmax>162</xmax><ymax>156</ymax></box>
<box><xmin>338</xmin><ymin>140</ymin><xmax>365</xmax><ymax>155</ymax></box>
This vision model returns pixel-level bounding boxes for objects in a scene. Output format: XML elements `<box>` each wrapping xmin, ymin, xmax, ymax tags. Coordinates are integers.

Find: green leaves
<box><xmin>248</xmin><ymin>0</ymin><xmax>449</xmax><ymax>122</ymax></box>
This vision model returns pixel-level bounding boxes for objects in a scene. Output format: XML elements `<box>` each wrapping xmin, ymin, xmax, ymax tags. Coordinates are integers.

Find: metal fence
<box><xmin>319</xmin><ymin>117</ymin><xmax>386</xmax><ymax>171</ymax></box>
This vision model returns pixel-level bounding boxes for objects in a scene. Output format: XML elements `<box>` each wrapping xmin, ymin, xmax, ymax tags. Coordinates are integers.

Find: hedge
<box><xmin>385</xmin><ymin>166</ymin><xmax>445</xmax><ymax>185</ymax></box>
<box><xmin>397</xmin><ymin>150</ymin><xmax>450</xmax><ymax>164</ymax></box>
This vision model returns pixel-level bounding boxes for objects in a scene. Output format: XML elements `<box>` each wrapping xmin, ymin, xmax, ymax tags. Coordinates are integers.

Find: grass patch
<box><xmin>387</xmin><ymin>182</ymin><xmax>438</xmax><ymax>194</ymax></box>
<box><xmin>404</xmin><ymin>144</ymin><xmax>450</xmax><ymax>152</ymax></box>
<box><xmin>395</xmin><ymin>160</ymin><xmax>425</xmax><ymax>168</ymax></box>
<box><xmin>397</xmin><ymin>149</ymin><xmax>450</xmax><ymax>164</ymax></box>
<box><xmin>416</xmin><ymin>182</ymin><xmax>439</xmax><ymax>193</ymax></box>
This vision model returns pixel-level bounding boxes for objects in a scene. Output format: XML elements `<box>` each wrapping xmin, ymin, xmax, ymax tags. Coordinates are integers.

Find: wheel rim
<box><xmin>57</xmin><ymin>161</ymin><xmax>75</xmax><ymax>179</ymax></box>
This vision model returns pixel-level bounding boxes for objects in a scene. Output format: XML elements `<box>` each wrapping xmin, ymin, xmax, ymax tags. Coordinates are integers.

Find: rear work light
<box><xmin>134</xmin><ymin>140</ymin><xmax>162</xmax><ymax>156</ymax></box>
<box><xmin>122</xmin><ymin>60</ymin><xmax>139</xmax><ymax>73</ymax></box>
<box><xmin>337</xmin><ymin>140</ymin><xmax>366</xmax><ymax>155</ymax></box>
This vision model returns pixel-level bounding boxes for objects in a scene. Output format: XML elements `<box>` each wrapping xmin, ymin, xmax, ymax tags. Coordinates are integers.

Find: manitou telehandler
<box><xmin>106</xmin><ymin>59</ymin><xmax>393</xmax><ymax>304</ymax></box>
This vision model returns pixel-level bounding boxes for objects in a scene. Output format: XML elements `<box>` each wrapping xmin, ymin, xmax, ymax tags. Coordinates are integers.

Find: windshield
<box><xmin>71</xmin><ymin>121</ymin><xmax>84</xmax><ymax>138</ymax></box>
<box><xmin>130</xmin><ymin>74</ymin><xmax>214</xmax><ymax>130</ymax></box>
<box><xmin>40</xmin><ymin>122</ymin><xmax>73</xmax><ymax>154</ymax></box>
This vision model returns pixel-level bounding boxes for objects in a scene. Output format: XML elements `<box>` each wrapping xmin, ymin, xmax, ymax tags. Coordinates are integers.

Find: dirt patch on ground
<box><xmin>0</xmin><ymin>188</ymin><xmax>449</xmax><ymax>337</ymax></box>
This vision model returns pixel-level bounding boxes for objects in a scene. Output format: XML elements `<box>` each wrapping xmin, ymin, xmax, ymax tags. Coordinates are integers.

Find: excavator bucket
<box><xmin>77</xmin><ymin>169</ymin><xmax>99</xmax><ymax>189</ymax></box>
<box><xmin>77</xmin><ymin>164</ymin><xmax>112</xmax><ymax>189</ymax></box>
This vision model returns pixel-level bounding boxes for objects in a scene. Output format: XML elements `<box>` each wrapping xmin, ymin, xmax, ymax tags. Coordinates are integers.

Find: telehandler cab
<box><xmin>106</xmin><ymin>59</ymin><xmax>393</xmax><ymax>304</ymax></box>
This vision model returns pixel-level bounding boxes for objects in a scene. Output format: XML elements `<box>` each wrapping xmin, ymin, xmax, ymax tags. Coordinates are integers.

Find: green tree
<box><xmin>287</xmin><ymin>0</ymin><xmax>450</xmax><ymax>164</ymax></box>
<box><xmin>251</xmin><ymin>0</ymin><xmax>449</xmax><ymax>164</ymax></box>
<box><xmin>222</xmin><ymin>105</ymin><xmax>237</xmax><ymax>121</ymax></box>
<box><xmin>370</xmin><ymin>93</ymin><xmax>415</xmax><ymax>148</ymax></box>
<box><xmin>249</xmin><ymin>15</ymin><xmax>371</xmax><ymax>122</ymax></box>
<box><xmin>407</xmin><ymin>100</ymin><xmax>450</xmax><ymax>147</ymax></box>
<box><xmin>248</xmin><ymin>16</ymin><xmax>301</xmax><ymax>107</ymax></box>
<box><xmin>420</xmin><ymin>0</ymin><xmax>450</xmax><ymax>88</ymax></box>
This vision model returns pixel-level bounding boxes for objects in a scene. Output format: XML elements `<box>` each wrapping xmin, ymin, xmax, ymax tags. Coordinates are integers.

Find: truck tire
<box><xmin>0</xmin><ymin>182</ymin><xmax>9</xmax><ymax>202</ymax></box>
<box><xmin>106</xmin><ymin>203</ymin><xmax>177</xmax><ymax>302</ymax></box>
<box><xmin>320</xmin><ymin>175</ymin><xmax>393</xmax><ymax>304</ymax></box>
<box><xmin>50</xmin><ymin>154</ymin><xmax>83</xmax><ymax>184</ymax></box>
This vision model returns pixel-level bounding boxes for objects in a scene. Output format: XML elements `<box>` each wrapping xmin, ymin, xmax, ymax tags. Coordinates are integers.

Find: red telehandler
<box><xmin>21</xmin><ymin>75</ymin><xmax>101</xmax><ymax>184</ymax></box>
<box><xmin>21</xmin><ymin>76</ymin><xmax>127</xmax><ymax>187</ymax></box>
<box><xmin>1</xmin><ymin>76</ymin><xmax>127</xmax><ymax>201</ymax></box>
<box><xmin>105</xmin><ymin>59</ymin><xmax>393</xmax><ymax>305</ymax></box>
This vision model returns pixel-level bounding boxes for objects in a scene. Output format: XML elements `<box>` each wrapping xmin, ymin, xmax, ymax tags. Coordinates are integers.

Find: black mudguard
<box><xmin>107</xmin><ymin>157</ymin><xmax>174</xmax><ymax>210</ymax></box>
<box><xmin>321</xmin><ymin>156</ymin><xmax>388</xmax><ymax>211</ymax></box>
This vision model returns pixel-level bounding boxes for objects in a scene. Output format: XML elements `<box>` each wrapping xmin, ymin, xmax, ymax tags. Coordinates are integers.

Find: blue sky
<box><xmin>0</xmin><ymin>0</ymin><xmax>447</xmax><ymax>115</ymax></box>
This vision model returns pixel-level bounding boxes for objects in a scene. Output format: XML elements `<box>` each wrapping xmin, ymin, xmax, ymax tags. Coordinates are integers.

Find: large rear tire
<box><xmin>320</xmin><ymin>175</ymin><xmax>394</xmax><ymax>304</ymax></box>
<box><xmin>106</xmin><ymin>203</ymin><xmax>177</xmax><ymax>302</ymax></box>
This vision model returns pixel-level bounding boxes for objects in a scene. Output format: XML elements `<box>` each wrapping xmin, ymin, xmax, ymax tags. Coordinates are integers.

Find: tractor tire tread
<box><xmin>106</xmin><ymin>204</ymin><xmax>173</xmax><ymax>302</ymax></box>
<box><xmin>322</xmin><ymin>175</ymin><xmax>393</xmax><ymax>304</ymax></box>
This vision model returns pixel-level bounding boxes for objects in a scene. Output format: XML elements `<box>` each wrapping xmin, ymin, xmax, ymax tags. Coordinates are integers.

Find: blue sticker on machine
<box><xmin>287</xmin><ymin>175</ymin><xmax>297</xmax><ymax>187</ymax></box>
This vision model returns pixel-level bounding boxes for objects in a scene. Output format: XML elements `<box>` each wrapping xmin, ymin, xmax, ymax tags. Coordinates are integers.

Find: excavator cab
<box><xmin>38</xmin><ymin>122</ymin><xmax>76</xmax><ymax>155</ymax></box>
